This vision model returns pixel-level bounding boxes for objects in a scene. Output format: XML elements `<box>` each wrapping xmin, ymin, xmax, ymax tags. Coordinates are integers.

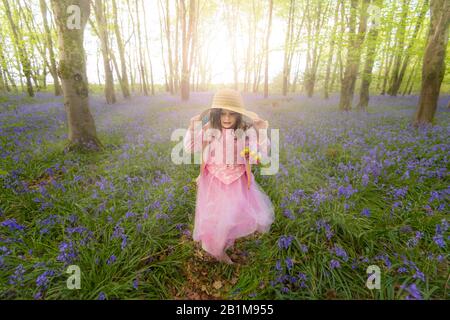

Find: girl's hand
<box><xmin>189</xmin><ymin>114</ymin><xmax>203</xmax><ymax>129</ymax></box>
<box><xmin>190</xmin><ymin>114</ymin><xmax>202</xmax><ymax>125</ymax></box>
<box><xmin>253</xmin><ymin>118</ymin><xmax>269</xmax><ymax>130</ymax></box>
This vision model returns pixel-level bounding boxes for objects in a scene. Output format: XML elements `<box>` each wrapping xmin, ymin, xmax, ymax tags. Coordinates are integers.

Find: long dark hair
<box><xmin>209</xmin><ymin>108</ymin><xmax>252</xmax><ymax>138</ymax></box>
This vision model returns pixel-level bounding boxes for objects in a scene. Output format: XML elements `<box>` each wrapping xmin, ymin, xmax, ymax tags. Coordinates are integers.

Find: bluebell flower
<box><xmin>106</xmin><ymin>255</ymin><xmax>117</xmax><ymax>265</ymax></box>
<box><xmin>66</xmin><ymin>226</ymin><xmax>88</xmax><ymax>235</ymax></box>
<box><xmin>275</xmin><ymin>260</ymin><xmax>282</xmax><ymax>271</ymax></box>
<box><xmin>413</xmin><ymin>270</ymin><xmax>425</xmax><ymax>282</ymax></box>
<box><xmin>9</xmin><ymin>264</ymin><xmax>25</xmax><ymax>286</ymax></box>
<box><xmin>401</xmin><ymin>283</ymin><xmax>422</xmax><ymax>300</ymax></box>
<box><xmin>337</xmin><ymin>184</ymin><xmax>358</xmax><ymax>199</ymax></box>
<box><xmin>34</xmin><ymin>291</ymin><xmax>43</xmax><ymax>300</ymax></box>
<box><xmin>362</xmin><ymin>174</ymin><xmax>369</xmax><ymax>187</ymax></box>
<box><xmin>155</xmin><ymin>213</ymin><xmax>169</xmax><ymax>220</ymax></box>
<box><xmin>278</xmin><ymin>235</ymin><xmax>294</xmax><ymax>250</ymax></box>
<box><xmin>56</xmin><ymin>241</ymin><xmax>78</xmax><ymax>265</ymax></box>
<box><xmin>112</xmin><ymin>223</ymin><xmax>124</xmax><ymax>238</ymax></box>
<box><xmin>68</xmin><ymin>214</ymin><xmax>78</xmax><ymax>224</ymax></box>
<box><xmin>397</xmin><ymin>267</ymin><xmax>408</xmax><ymax>274</ymax></box>
<box><xmin>330</xmin><ymin>259</ymin><xmax>340</xmax><ymax>269</ymax></box>
<box><xmin>393</xmin><ymin>186</ymin><xmax>408</xmax><ymax>199</ymax></box>
<box><xmin>121</xmin><ymin>235</ymin><xmax>128</xmax><ymax>249</ymax></box>
<box><xmin>98</xmin><ymin>292</ymin><xmax>106</xmax><ymax>300</ymax></box>
<box><xmin>281</xmin><ymin>287</ymin><xmax>289</xmax><ymax>293</ymax></box>
<box><xmin>333</xmin><ymin>245</ymin><xmax>349</xmax><ymax>262</ymax></box>
<box><xmin>361</xmin><ymin>208</ymin><xmax>371</xmax><ymax>217</ymax></box>
<box><xmin>125</xmin><ymin>211</ymin><xmax>135</xmax><ymax>218</ymax></box>
<box><xmin>285</xmin><ymin>257</ymin><xmax>293</xmax><ymax>270</ymax></box>
<box><xmin>297</xmin><ymin>272</ymin><xmax>307</xmax><ymax>281</ymax></box>
<box><xmin>36</xmin><ymin>270</ymin><xmax>55</xmax><ymax>289</ymax></box>
<box><xmin>1</xmin><ymin>218</ymin><xmax>25</xmax><ymax>231</ymax></box>
<box><xmin>283</xmin><ymin>209</ymin><xmax>294</xmax><ymax>220</ymax></box>
<box><xmin>316</xmin><ymin>219</ymin><xmax>334</xmax><ymax>240</ymax></box>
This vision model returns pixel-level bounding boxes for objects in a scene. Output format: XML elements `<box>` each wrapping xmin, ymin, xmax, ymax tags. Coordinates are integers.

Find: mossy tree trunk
<box><xmin>51</xmin><ymin>0</ymin><xmax>103</xmax><ymax>152</ymax></box>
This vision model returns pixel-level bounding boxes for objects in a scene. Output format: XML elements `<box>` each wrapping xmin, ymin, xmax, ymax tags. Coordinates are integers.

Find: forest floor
<box><xmin>0</xmin><ymin>91</ymin><xmax>449</xmax><ymax>300</ymax></box>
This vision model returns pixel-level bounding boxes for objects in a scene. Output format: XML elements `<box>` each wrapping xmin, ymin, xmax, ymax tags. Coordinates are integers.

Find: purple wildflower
<box><xmin>397</xmin><ymin>267</ymin><xmax>408</xmax><ymax>274</ymax></box>
<box><xmin>285</xmin><ymin>257</ymin><xmax>293</xmax><ymax>270</ymax></box>
<box><xmin>278</xmin><ymin>235</ymin><xmax>294</xmax><ymax>250</ymax></box>
<box><xmin>362</xmin><ymin>174</ymin><xmax>369</xmax><ymax>187</ymax></box>
<box><xmin>337</xmin><ymin>184</ymin><xmax>358</xmax><ymax>199</ymax></box>
<box><xmin>36</xmin><ymin>270</ymin><xmax>55</xmax><ymax>289</ymax></box>
<box><xmin>334</xmin><ymin>245</ymin><xmax>349</xmax><ymax>262</ymax></box>
<box><xmin>125</xmin><ymin>211</ymin><xmax>135</xmax><ymax>219</ymax></box>
<box><xmin>401</xmin><ymin>283</ymin><xmax>422</xmax><ymax>300</ymax></box>
<box><xmin>393</xmin><ymin>186</ymin><xmax>408</xmax><ymax>199</ymax></box>
<box><xmin>283</xmin><ymin>209</ymin><xmax>295</xmax><ymax>220</ymax></box>
<box><xmin>361</xmin><ymin>208</ymin><xmax>371</xmax><ymax>217</ymax></box>
<box><xmin>98</xmin><ymin>292</ymin><xmax>106</xmax><ymax>300</ymax></box>
<box><xmin>56</xmin><ymin>241</ymin><xmax>78</xmax><ymax>265</ymax></box>
<box><xmin>275</xmin><ymin>260</ymin><xmax>282</xmax><ymax>271</ymax></box>
<box><xmin>330</xmin><ymin>259</ymin><xmax>341</xmax><ymax>269</ymax></box>
<box><xmin>9</xmin><ymin>264</ymin><xmax>25</xmax><ymax>286</ymax></box>
<box><xmin>1</xmin><ymin>218</ymin><xmax>25</xmax><ymax>231</ymax></box>
<box><xmin>106</xmin><ymin>255</ymin><xmax>117</xmax><ymax>265</ymax></box>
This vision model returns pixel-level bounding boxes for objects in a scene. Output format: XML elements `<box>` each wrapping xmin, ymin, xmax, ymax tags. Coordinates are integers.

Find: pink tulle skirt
<box><xmin>192</xmin><ymin>166</ymin><xmax>275</xmax><ymax>261</ymax></box>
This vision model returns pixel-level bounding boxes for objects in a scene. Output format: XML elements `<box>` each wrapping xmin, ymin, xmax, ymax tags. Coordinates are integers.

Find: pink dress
<box><xmin>183</xmin><ymin>124</ymin><xmax>275</xmax><ymax>261</ymax></box>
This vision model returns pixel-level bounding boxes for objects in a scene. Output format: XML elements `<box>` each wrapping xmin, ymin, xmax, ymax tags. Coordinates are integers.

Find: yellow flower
<box><xmin>240</xmin><ymin>147</ymin><xmax>250</xmax><ymax>157</ymax></box>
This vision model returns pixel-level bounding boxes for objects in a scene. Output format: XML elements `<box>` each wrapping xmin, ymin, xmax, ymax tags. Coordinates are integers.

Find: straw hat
<box><xmin>199</xmin><ymin>89</ymin><xmax>260</xmax><ymax>122</ymax></box>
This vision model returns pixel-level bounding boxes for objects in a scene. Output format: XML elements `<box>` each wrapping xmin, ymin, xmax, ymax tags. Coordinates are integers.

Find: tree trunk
<box><xmin>402</xmin><ymin>58</ymin><xmax>418</xmax><ymax>95</ymax></box>
<box><xmin>112</xmin><ymin>0</ymin><xmax>131</xmax><ymax>98</ymax></box>
<box><xmin>92</xmin><ymin>0</ymin><xmax>116</xmax><ymax>104</ymax></box>
<box><xmin>264</xmin><ymin>0</ymin><xmax>273</xmax><ymax>98</ymax></box>
<box><xmin>414</xmin><ymin>0</ymin><xmax>450</xmax><ymax>125</ymax></box>
<box><xmin>304</xmin><ymin>0</ymin><xmax>328</xmax><ymax>97</ymax></box>
<box><xmin>339</xmin><ymin>0</ymin><xmax>369</xmax><ymax>111</ymax></box>
<box><xmin>159</xmin><ymin>0</ymin><xmax>174</xmax><ymax>93</ymax></box>
<box><xmin>0</xmin><ymin>65</ymin><xmax>5</xmax><ymax>92</ymax></box>
<box><xmin>174</xmin><ymin>0</ymin><xmax>180</xmax><ymax>93</ymax></box>
<box><xmin>180</xmin><ymin>0</ymin><xmax>196</xmax><ymax>101</ymax></box>
<box><xmin>282</xmin><ymin>0</ymin><xmax>295</xmax><ymax>96</ymax></box>
<box><xmin>39</xmin><ymin>0</ymin><xmax>62</xmax><ymax>96</ymax></box>
<box><xmin>0</xmin><ymin>44</ymin><xmax>17</xmax><ymax>92</ymax></box>
<box><xmin>357</xmin><ymin>0</ymin><xmax>383</xmax><ymax>111</ymax></box>
<box><xmin>157</xmin><ymin>0</ymin><xmax>169</xmax><ymax>92</ymax></box>
<box><xmin>324</xmin><ymin>0</ymin><xmax>341</xmax><ymax>99</ymax></box>
<box><xmin>133</xmin><ymin>0</ymin><xmax>149</xmax><ymax>95</ymax></box>
<box><xmin>2</xmin><ymin>0</ymin><xmax>34</xmax><ymax>97</ymax></box>
<box><xmin>389</xmin><ymin>0</ymin><xmax>428</xmax><ymax>96</ymax></box>
<box><xmin>50</xmin><ymin>0</ymin><xmax>103</xmax><ymax>152</ymax></box>
<box><xmin>387</xmin><ymin>0</ymin><xmax>409</xmax><ymax>96</ymax></box>
<box><xmin>142</xmin><ymin>0</ymin><xmax>155</xmax><ymax>95</ymax></box>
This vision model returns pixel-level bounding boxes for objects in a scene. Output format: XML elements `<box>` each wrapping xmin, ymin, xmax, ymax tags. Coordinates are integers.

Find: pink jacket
<box><xmin>183</xmin><ymin>124</ymin><xmax>270</xmax><ymax>186</ymax></box>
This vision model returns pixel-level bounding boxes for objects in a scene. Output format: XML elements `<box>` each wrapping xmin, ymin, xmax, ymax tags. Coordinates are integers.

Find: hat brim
<box><xmin>200</xmin><ymin>106</ymin><xmax>260</xmax><ymax>122</ymax></box>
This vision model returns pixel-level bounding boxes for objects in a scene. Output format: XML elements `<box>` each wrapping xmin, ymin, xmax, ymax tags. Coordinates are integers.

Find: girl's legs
<box><xmin>217</xmin><ymin>253</ymin><xmax>234</xmax><ymax>265</ymax></box>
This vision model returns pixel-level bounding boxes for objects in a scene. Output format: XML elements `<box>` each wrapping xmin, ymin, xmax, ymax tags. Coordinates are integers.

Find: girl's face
<box><xmin>220</xmin><ymin>109</ymin><xmax>238</xmax><ymax>129</ymax></box>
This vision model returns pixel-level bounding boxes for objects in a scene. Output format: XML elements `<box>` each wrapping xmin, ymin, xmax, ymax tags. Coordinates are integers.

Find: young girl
<box><xmin>183</xmin><ymin>89</ymin><xmax>275</xmax><ymax>264</ymax></box>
